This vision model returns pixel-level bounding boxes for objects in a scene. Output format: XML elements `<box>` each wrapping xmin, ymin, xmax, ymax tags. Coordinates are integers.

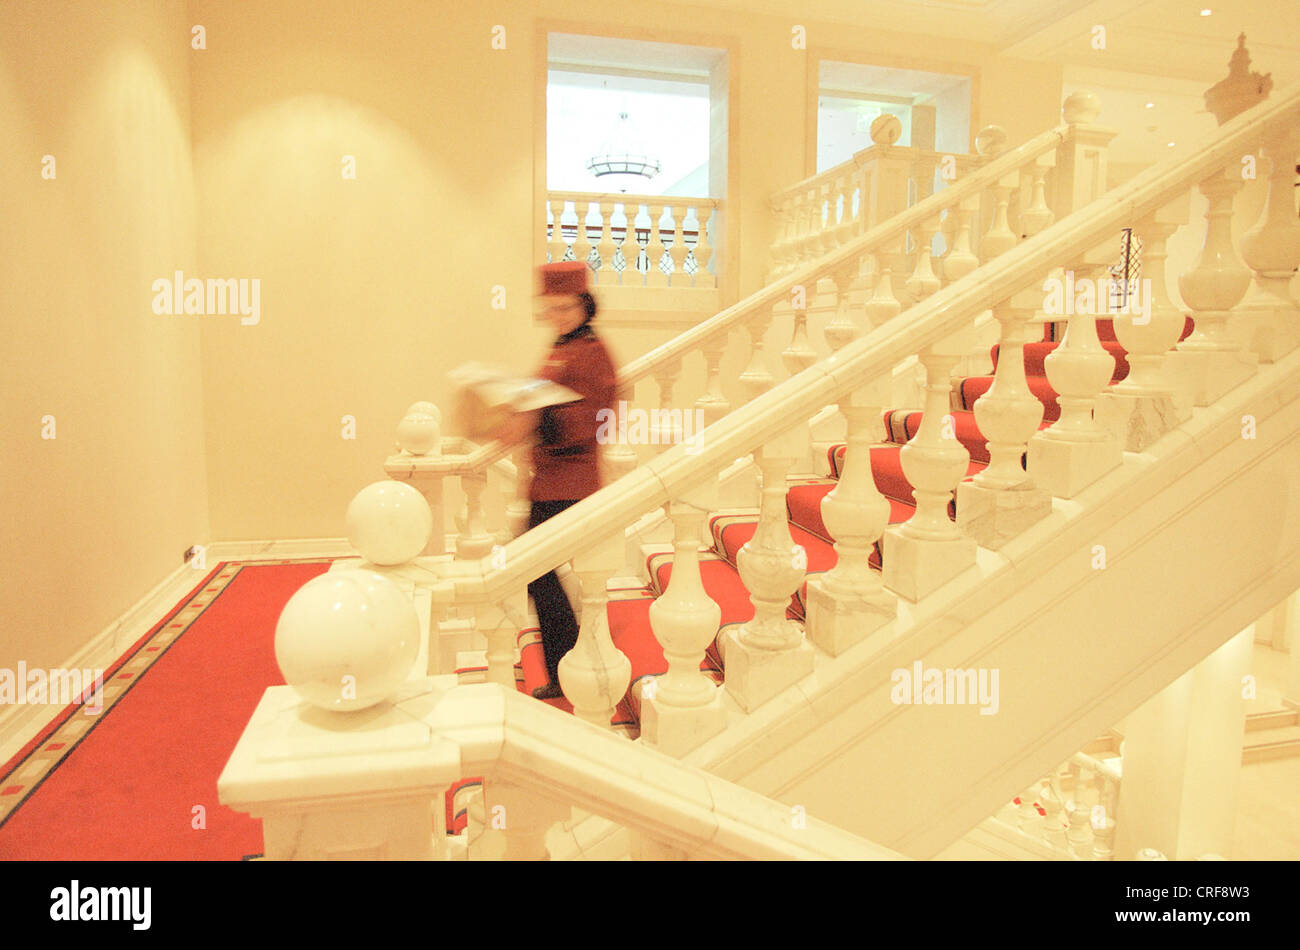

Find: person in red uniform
<box><xmin>492</xmin><ymin>261</ymin><xmax>619</xmax><ymax>700</ymax></box>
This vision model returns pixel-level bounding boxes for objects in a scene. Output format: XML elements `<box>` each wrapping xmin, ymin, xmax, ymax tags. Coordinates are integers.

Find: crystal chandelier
<box><xmin>585</xmin><ymin>111</ymin><xmax>661</xmax><ymax>193</ymax></box>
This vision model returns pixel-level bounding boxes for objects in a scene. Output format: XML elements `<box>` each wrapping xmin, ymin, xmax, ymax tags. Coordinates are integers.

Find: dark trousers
<box><xmin>527</xmin><ymin>500</ymin><xmax>580</xmax><ymax>683</ymax></box>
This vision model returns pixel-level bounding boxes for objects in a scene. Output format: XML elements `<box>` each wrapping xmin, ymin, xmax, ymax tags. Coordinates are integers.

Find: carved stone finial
<box><xmin>1205</xmin><ymin>33</ymin><xmax>1272</xmax><ymax>125</ymax></box>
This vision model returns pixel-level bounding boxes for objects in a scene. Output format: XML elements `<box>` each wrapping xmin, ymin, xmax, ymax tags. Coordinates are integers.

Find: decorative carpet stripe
<box><xmin>0</xmin><ymin>560</ymin><xmax>255</xmax><ymax>830</ymax></box>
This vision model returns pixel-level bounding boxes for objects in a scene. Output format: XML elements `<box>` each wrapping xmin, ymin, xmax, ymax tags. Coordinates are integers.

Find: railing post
<box><xmin>724</xmin><ymin>431</ymin><xmax>814</xmax><ymax>712</ymax></box>
<box><xmin>805</xmin><ymin>382</ymin><xmax>896</xmax><ymax>654</ymax></box>
<box><xmin>956</xmin><ymin>289</ymin><xmax>1053</xmax><ymax>548</ymax></box>
<box><xmin>572</xmin><ymin>201</ymin><xmax>593</xmax><ymax>269</ymax></box>
<box><xmin>904</xmin><ymin>215</ymin><xmax>942</xmax><ymax>302</ymax></box>
<box><xmin>1052</xmin><ymin>91</ymin><xmax>1116</xmax><ymax>218</ymax></box>
<box><xmin>641</xmin><ymin>482</ymin><xmax>727</xmax><ymax>757</ymax></box>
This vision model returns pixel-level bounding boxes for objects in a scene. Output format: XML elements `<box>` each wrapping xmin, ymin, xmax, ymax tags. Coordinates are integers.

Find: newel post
<box><xmin>1052</xmin><ymin>91</ymin><xmax>1117</xmax><ymax>218</ymax></box>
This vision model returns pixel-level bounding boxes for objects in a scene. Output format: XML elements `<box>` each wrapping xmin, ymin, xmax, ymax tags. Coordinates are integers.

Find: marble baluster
<box><xmin>558</xmin><ymin>533</ymin><xmax>632</xmax><ymax>729</ymax></box>
<box><xmin>883</xmin><ymin>345</ymin><xmax>977</xmax><ymax>601</ymax></box>
<box><xmin>572</xmin><ymin>201</ymin><xmax>593</xmax><ymax>271</ymax></box>
<box><xmin>805</xmin><ymin>383</ymin><xmax>896</xmax><ymax>654</ymax></box>
<box><xmin>456</xmin><ymin>472</ymin><xmax>496</xmax><ymax>560</ymax></box>
<box><xmin>864</xmin><ymin>247</ymin><xmax>903</xmax><ymax>328</ymax></box>
<box><xmin>695</xmin><ymin>338</ymin><xmax>731</xmax><ymax>427</ymax></box>
<box><xmin>738</xmin><ymin>308</ymin><xmax>776</xmax><ymax>402</ymax></box>
<box><xmin>695</xmin><ymin>206</ymin><xmax>716</xmax><ymax>287</ymax></box>
<box><xmin>667</xmin><ymin>205</ymin><xmax>689</xmax><ymax>286</ymax></box>
<box><xmin>1171</xmin><ymin>168</ymin><xmax>1257</xmax><ymax>405</ymax></box>
<box><xmin>724</xmin><ymin>433</ymin><xmax>814</xmax><ymax>712</ymax></box>
<box><xmin>1239</xmin><ymin>128</ymin><xmax>1300</xmax><ymax>361</ymax></box>
<box><xmin>941</xmin><ymin>195</ymin><xmax>981</xmax><ymax>284</ymax></box>
<box><xmin>548</xmin><ymin>199</ymin><xmax>566</xmax><ymax>264</ymax></box>
<box><xmin>647</xmin><ymin>204</ymin><xmax>670</xmax><ymax>288</ymax></box>
<box><xmin>602</xmin><ymin>381</ymin><xmax>639</xmax><ymax>482</ymax></box>
<box><xmin>641</xmin><ymin>484</ymin><xmax>726</xmax><ymax>756</ymax></box>
<box><xmin>1095</xmin><ymin>204</ymin><xmax>1191</xmax><ymax>449</ymax></box>
<box><xmin>980</xmin><ymin>173</ymin><xmax>1020</xmax><ymax>262</ymax></box>
<box><xmin>596</xmin><ymin>201</ymin><xmax>618</xmax><ymax>286</ymax></box>
<box><xmin>904</xmin><ymin>216</ymin><xmax>942</xmax><ymax>302</ymax></box>
<box><xmin>957</xmin><ymin>290</ymin><xmax>1053</xmax><ymax>548</ymax></box>
<box><xmin>652</xmin><ymin>359</ymin><xmax>684</xmax><ymax>450</ymax></box>
<box><xmin>1027</xmin><ymin>254</ymin><xmax>1124</xmax><ymax>498</ymax></box>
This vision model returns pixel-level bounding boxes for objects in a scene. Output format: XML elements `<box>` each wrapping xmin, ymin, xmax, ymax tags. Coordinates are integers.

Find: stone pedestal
<box><xmin>881</xmin><ymin>527</ymin><xmax>977</xmax><ymax>602</ymax></box>
<box><xmin>1094</xmin><ymin>390</ymin><xmax>1180</xmax><ymax>452</ymax></box>
<box><xmin>955</xmin><ymin>481</ymin><xmax>1053</xmax><ymax>549</ymax></box>
<box><xmin>1166</xmin><ymin>340</ymin><xmax>1257</xmax><ymax>406</ymax></box>
<box><xmin>218</xmin><ymin>682</ymin><xmax>458</xmax><ymax>860</ymax></box>
<box><xmin>1027</xmin><ymin>431</ymin><xmax>1122</xmax><ymax>498</ymax></box>
<box><xmin>804</xmin><ymin>576</ymin><xmax>895</xmax><ymax>655</ymax></box>
<box><xmin>722</xmin><ymin>628</ymin><xmax>814</xmax><ymax>713</ymax></box>
<box><xmin>640</xmin><ymin>680</ymin><xmax>727</xmax><ymax>757</ymax></box>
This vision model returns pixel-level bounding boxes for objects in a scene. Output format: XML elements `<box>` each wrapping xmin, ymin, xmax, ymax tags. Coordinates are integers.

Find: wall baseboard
<box><xmin>0</xmin><ymin>559</ymin><xmax>206</xmax><ymax>765</ymax></box>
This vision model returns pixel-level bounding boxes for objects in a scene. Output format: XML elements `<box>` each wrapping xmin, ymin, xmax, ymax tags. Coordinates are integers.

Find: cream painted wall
<box><xmin>190</xmin><ymin>0</ymin><xmax>1064</xmax><ymax>542</ymax></box>
<box><xmin>0</xmin><ymin>0</ymin><xmax>207</xmax><ymax>672</ymax></box>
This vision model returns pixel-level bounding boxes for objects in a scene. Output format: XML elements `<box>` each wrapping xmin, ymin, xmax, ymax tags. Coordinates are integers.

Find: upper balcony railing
<box><xmin>545</xmin><ymin>191</ymin><xmax>720</xmax><ymax>290</ymax></box>
<box><xmin>768</xmin><ymin>134</ymin><xmax>982</xmax><ymax>280</ymax></box>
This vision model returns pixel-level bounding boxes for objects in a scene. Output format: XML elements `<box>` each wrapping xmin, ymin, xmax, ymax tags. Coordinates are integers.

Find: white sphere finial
<box><xmin>346</xmin><ymin>480</ymin><xmax>433</xmax><ymax>565</ymax></box>
<box><xmin>275</xmin><ymin>570</ymin><xmax>420</xmax><ymax>711</ymax></box>
<box><xmin>974</xmin><ymin>125</ymin><xmax>1008</xmax><ymax>157</ymax></box>
<box><xmin>397</xmin><ymin>402</ymin><xmax>442</xmax><ymax>456</ymax></box>
<box><xmin>1063</xmin><ymin>90</ymin><xmax>1101</xmax><ymax>125</ymax></box>
<box><xmin>870</xmin><ymin>113</ymin><xmax>903</xmax><ymax>146</ymax></box>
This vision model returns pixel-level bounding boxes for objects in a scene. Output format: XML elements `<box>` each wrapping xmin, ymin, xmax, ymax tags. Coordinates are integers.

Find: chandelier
<box><xmin>585</xmin><ymin>111</ymin><xmax>661</xmax><ymax>193</ymax></box>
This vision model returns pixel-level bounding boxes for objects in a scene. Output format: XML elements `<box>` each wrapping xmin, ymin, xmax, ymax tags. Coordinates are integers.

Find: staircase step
<box><xmin>1245</xmin><ymin>708</ymin><xmax>1300</xmax><ymax>732</ymax></box>
<box><xmin>1242</xmin><ymin>725</ymin><xmax>1300</xmax><ymax>764</ymax></box>
<box><xmin>828</xmin><ymin>442</ymin><xmax>986</xmax><ymax>501</ymax></box>
<box><xmin>954</xmin><ymin>375</ymin><xmax>1063</xmax><ymax>422</ymax></box>
<box><xmin>992</xmin><ymin>341</ymin><xmax>1129</xmax><ymax>382</ymax></box>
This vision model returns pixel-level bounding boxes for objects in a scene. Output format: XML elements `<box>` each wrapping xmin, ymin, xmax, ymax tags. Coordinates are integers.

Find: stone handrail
<box><xmin>218</xmin><ymin>678</ymin><xmax>905</xmax><ymax>859</ymax></box>
<box><xmin>442</xmin><ymin>682</ymin><xmax>902</xmax><ymax>858</ymax></box>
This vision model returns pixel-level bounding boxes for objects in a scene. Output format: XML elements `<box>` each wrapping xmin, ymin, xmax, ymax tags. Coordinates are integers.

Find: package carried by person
<box><xmin>449</xmin><ymin>362</ymin><xmax>582</xmax><ymax>438</ymax></box>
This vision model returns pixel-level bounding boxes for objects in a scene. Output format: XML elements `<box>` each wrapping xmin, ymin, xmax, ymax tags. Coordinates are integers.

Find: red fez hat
<box><xmin>538</xmin><ymin>261</ymin><xmax>588</xmax><ymax>296</ymax></box>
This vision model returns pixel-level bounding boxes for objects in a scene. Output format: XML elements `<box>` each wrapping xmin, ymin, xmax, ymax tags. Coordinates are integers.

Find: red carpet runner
<box><xmin>0</xmin><ymin>561</ymin><xmax>330</xmax><ymax>861</ymax></box>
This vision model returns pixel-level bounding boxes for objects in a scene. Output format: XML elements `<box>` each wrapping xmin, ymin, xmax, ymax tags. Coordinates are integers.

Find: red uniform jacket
<box><xmin>530</xmin><ymin>324</ymin><xmax>618</xmax><ymax>502</ymax></box>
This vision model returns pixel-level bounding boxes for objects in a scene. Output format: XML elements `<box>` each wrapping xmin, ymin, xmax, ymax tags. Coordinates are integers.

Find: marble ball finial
<box><xmin>346</xmin><ymin>480</ymin><xmax>432</xmax><ymax>565</ymax></box>
<box><xmin>275</xmin><ymin>570</ymin><xmax>420</xmax><ymax>712</ymax></box>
